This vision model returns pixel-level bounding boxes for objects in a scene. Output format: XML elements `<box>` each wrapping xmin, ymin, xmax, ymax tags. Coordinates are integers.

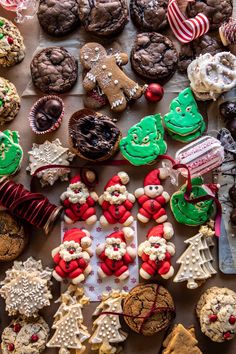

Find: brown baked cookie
<box><xmin>130</xmin><ymin>0</ymin><xmax>168</xmax><ymax>32</ymax></box>
<box><xmin>187</xmin><ymin>0</ymin><xmax>233</xmax><ymax>30</ymax></box>
<box><xmin>0</xmin><ymin>211</ymin><xmax>27</xmax><ymax>262</ymax></box>
<box><xmin>37</xmin><ymin>0</ymin><xmax>80</xmax><ymax>37</ymax></box>
<box><xmin>78</xmin><ymin>0</ymin><xmax>128</xmax><ymax>37</ymax></box>
<box><xmin>123</xmin><ymin>283</ymin><xmax>175</xmax><ymax>336</ymax></box>
<box><xmin>30</xmin><ymin>47</ymin><xmax>78</xmax><ymax>94</ymax></box>
<box><xmin>131</xmin><ymin>33</ymin><xmax>178</xmax><ymax>83</ymax></box>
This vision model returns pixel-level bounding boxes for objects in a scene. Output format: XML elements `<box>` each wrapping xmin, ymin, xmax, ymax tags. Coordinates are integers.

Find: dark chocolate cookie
<box><xmin>130</xmin><ymin>0</ymin><xmax>168</xmax><ymax>32</ymax></box>
<box><xmin>68</xmin><ymin>109</ymin><xmax>121</xmax><ymax>161</ymax></box>
<box><xmin>0</xmin><ymin>211</ymin><xmax>27</xmax><ymax>262</ymax></box>
<box><xmin>30</xmin><ymin>47</ymin><xmax>78</xmax><ymax>94</ymax></box>
<box><xmin>131</xmin><ymin>32</ymin><xmax>178</xmax><ymax>82</ymax></box>
<box><xmin>37</xmin><ymin>0</ymin><xmax>80</xmax><ymax>37</ymax></box>
<box><xmin>187</xmin><ymin>0</ymin><xmax>233</xmax><ymax>30</ymax></box>
<box><xmin>78</xmin><ymin>0</ymin><xmax>128</xmax><ymax>37</ymax></box>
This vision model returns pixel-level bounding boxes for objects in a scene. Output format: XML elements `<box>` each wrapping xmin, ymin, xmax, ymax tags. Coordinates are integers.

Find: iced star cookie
<box><xmin>0</xmin><ymin>77</ymin><xmax>20</xmax><ymax>125</ymax></box>
<box><xmin>120</xmin><ymin>114</ymin><xmax>167</xmax><ymax>166</ymax></box>
<box><xmin>1</xmin><ymin>316</ymin><xmax>49</xmax><ymax>354</ymax></box>
<box><xmin>80</xmin><ymin>43</ymin><xmax>143</xmax><ymax>112</ymax></box>
<box><xmin>0</xmin><ymin>17</ymin><xmax>25</xmax><ymax>67</ymax></box>
<box><xmin>170</xmin><ymin>177</ymin><xmax>216</xmax><ymax>226</ymax></box>
<box><xmin>163</xmin><ymin>88</ymin><xmax>206</xmax><ymax>143</ymax></box>
<box><xmin>0</xmin><ymin>130</ymin><xmax>23</xmax><ymax>177</ymax></box>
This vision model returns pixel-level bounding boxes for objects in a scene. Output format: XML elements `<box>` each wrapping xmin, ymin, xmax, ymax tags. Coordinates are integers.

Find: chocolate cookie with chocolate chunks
<box><xmin>131</xmin><ymin>33</ymin><xmax>178</xmax><ymax>83</ymax></box>
<box><xmin>78</xmin><ymin>0</ymin><xmax>128</xmax><ymax>37</ymax></box>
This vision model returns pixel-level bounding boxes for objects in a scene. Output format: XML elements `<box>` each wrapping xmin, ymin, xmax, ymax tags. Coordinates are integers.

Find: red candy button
<box><xmin>31</xmin><ymin>334</ymin><xmax>39</xmax><ymax>342</ymax></box>
<box><xmin>229</xmin><ymin>315</ymin><xmax>236</xmax><ymax>325</ymax></box>
<box><xmin>7</xmin><ymin>343</ymin><xmax>15</xmax><ymax>351</ymax></box>
<box><xmin>223</xmin><ymin>331</ymin><xmax>232</xmax><ymax>340</ymax></box>
<box><xmin>7</xmin><ymin>37</ymin><xmax>13</xmax><ymax>44</ymax></box>
<box><xmin>13</xmin><ymin>324</ymin><xmax>21</xmax><ymax>333</ymax></box>
<box><xmin>209</xmin><ymin>314</ymin><xmax>218</xmax><ymax>322</ymax></box>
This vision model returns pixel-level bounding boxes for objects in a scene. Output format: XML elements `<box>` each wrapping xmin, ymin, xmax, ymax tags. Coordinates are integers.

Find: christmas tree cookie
<box><xmin>0</xmin><ymin>130</ymin><xmax>23</xmax><ymax>177</ymax></box>
<box><xmin>163</xmin><ymin>88</ymin><xmax>205</xmax><ymax>143</ymax></box>
<box><xmin>120</xmin><ymin>114</ymin><xmax>167</xmax><ymax>166</ymax></box>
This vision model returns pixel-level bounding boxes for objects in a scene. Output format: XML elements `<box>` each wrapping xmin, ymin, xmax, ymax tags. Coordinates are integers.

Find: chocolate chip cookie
<box><xmin>130</xmin><ymin>0</ymin><xmax>168</xmax><ymax>32</ymax></box>
<box><xmin>30</xmin><ymin>47</ymin><xmax>78</xmax><ymax>94</ymax></box>
<box><xmin>37</xmin><ymin>0</ymin><xmax>80</xmax><ymax>37</ymax></box>
<box><xmin>123</xmin><ymin>283</ymin><xmax>175</xmax><ymax>336</ymax></box>
<box><xmin>131</xmin><ymin>33</ymin><xmax>178</xmax><ymax>83</ymax></box>
<box><xmin>78</xmin><ymin>0</ymin><xmax>128</xmax><ymax>36</ymax></box>
<box><xmin>187</xmin><ymin>0</ymin><xmax>233</xmax><ymax>30</ymax></box>
<box><xmin>0</xmin><ymin>211</ymin><xmax>27</xmax><ymax>262</ymax></box>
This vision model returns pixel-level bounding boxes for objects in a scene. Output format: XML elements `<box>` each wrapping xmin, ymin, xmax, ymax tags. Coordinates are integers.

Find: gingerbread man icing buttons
<box><xmin>80</xmin><ymin>43</ymin><xmax>143</xmax><ymax>112</ymax></box>
<box><xmin>0</xmin><ymin>130</ymin><xmax>23</xmax><ymax>177</ymax></box>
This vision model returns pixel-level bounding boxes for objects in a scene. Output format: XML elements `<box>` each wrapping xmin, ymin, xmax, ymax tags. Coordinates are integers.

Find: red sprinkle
<box><xmin>229</xmin><ymin>315</ymin><xmax>236</xmax><ymax>325</ymax></box>
<box><xmin>223</xmin><ymin>331</ymin><xmax>232</xmax><ymax>340</ymax></box>
<box><xmin>7</xmin><ymin>37</ymin><xmax>13</xmax><ymax>44</ymax></box>
<box><xmin>7</xmin><ymin>343</ymin><xmax>15</xmax><ymax>351</ymax></box>
<box><xmin>31</xmin><ymin>334</ymin><xmax>39</xmax><ymax>342</ymax></box>
<box><xmin>209</xmin><ymin>314</ymin><xmax>218</xmax><ymax>322</ymax></box>
<box><xmin>13</xmin><ymin>323</ymin><xmax>21</xmax><ymax>333</ymax></box>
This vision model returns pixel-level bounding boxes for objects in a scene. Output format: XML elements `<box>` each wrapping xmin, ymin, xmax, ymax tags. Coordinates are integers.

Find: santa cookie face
<box><xmin>142</xmin><ymin>236</ymin><xmax>168</xmax><ymax>261</ymax></box>
<box><xmin>144</xmin><ymin>184</ymin><xmax>164</xmax><ymax>198</ymax></box>
<box><xmin>66</xmin><ymin>181</ymin><xmax>89</xmax><ymax>204</ymax></box>
<box><xmin>103</xmin><ymin>184</ymin><xmax>128</xmax><ymax>205</ymax></box>
<box><xmin>104</xmin><ymin>237</ymin><xmax>127</xmax><ymax>260</ymax></box>
<box><xmin>58</xmin><ymin>241</ymin><xmax>83</xmax><ymax>261</ymax></box>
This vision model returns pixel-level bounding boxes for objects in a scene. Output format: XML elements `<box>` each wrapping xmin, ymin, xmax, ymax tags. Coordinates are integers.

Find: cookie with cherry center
<box><xmin>29</xmin><ymin>96</ymin><xmax>64</xmax><ymax>134</ymax></box>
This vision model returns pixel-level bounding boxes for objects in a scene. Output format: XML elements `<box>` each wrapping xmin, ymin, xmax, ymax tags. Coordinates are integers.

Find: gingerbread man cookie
<box><xmin>80</xmin><ymin>43</ymin><xmax>143</xmax><ymax>112</ymax></box>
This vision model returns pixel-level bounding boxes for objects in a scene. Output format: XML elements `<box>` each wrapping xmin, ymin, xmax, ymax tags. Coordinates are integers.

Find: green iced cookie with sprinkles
<box><xmin>0</xmin><ymin>130</ymin><xmax>23</xmax><ymax>177</ymax></box>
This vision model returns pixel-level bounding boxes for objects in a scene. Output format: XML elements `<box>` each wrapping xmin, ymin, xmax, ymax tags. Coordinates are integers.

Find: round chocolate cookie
<box><xmin>68</xmin><ymin>109</ymin><xmax>121</xmax><ymax>161</ymax></box>
<box><xmin>0</xmin><ymin>211</ymin><xmax>27</xmax><ymax>262</ymax></box>
<box><xmin>37</xmin><ymin>0</ymin><xmax>80</xmax><ymax>37</ymax></box>
<box><xmin>131</xmin><ymin>33</ymin><xmax>178</xmax><ymax>83</ymax></box>
<box><xmin>187</xmin><ymin>0</ymin><xmax>233</xmax><ymax>30</ymax></box>
<box><xmin>130</xmin><ymin>0</ymin><xmax>168</xmax><ymax>32</ymax></box>
<box><xmin>123</xmin><ymin>283</ymin><xmax>175</xmax><ymax>336</ymax></box>
<box><xmin>30</xmin><ymin>47</ymin><xmax>78</xmax><ymax>94</ymax></box>
<box><xmin>78</xmin><ymin>0</ymin><xmax>128</xmax><ymax>37</ymax></box>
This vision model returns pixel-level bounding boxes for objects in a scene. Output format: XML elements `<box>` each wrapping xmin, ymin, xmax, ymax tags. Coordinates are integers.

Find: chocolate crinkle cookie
<box><xmin>130</xmin><ymin>0</ymin><xmax>168</xmax><ymax>32</ymax></box>
<box><xmin>37</xmin><ymin>0</ymin><xmax>80</xmax><ymax>37</ymax></box>
<box><xmin>187</xmin><ymin>0</ymin><xmax>233</xmax><ymax>30</ymax></box>
<box><xmin>78</xmin><ymin>0</ymin><xmax>128</xmax><ymax>36</ymax></box>
<box><xmin>30</xmin><ymin>47</ymin><xmax>78</xmax><ymax>94</ymax></box>
<box><xmin>178</xmin><ymin>34</ymin><xmax>225</xmax><ymax>73</ymax></box>
<box><xmin>131</xmin><ymin>32</ymin><xmax>178</xmax><ymax>83</ymax></box>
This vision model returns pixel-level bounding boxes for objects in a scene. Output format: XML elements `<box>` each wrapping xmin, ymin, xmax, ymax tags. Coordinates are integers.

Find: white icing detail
<box><xmin>102</xmin><ymin>65</ymin><xmax>106</xmax><ymax>70</ymax></box>
<box><xmin>111</xmin><ymin>97</ymin><xmax>124</xmax><ymax>108</ymax></box>
<box><xmin>128</xmin><ymin>84</ymin><xmax>139</xmax><ymax>98</ymax></box>
<box><xmin>114</xmin><ymin>80</ymin><xmax>119</xmax><ymax>85</ymax></box>
<box><xmin>114</xmin><ymin>53</ymin><xmax>122</xmax><ymax>66</ymax></box>
<box><xmin>86</xmin><ymin>73</ymin><xmax>96</xmax><ymax>82</ymax></box>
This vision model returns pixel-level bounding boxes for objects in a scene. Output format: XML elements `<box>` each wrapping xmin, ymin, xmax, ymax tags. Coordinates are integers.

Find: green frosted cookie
<box><xmin>163</xmin><ymin>88</ymin><xmax>205</xmax><ymax>143</ymax></box>
<box><xmin>170</xmin><ymin>177</ymin><xmax>214</xmax><ymax>226</ymax></box>
<box><xmin>119</xmin><ymin>113</ymin><xmax>167</xmax><ymax>166</ymax></box>
<box><xmin>0</xmin><ymin>130</ymin><xmax>23</xmax><ymax>177</ymax></box>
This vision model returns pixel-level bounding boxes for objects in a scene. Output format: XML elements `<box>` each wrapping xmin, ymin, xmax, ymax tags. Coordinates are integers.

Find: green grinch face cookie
<box><xmin>163</xmin><ymin>88</ymin><xmax>205</xmax><ymax>143</ymax></box>
<box><xmin>119</xmin><ymin>114</ymin><xmax>167</xmax><ymax>166</ymax></box>
<box><xmin>0</xmin><ymin>130</ymin><xmax>23</xmax><ymax>177</ymax></box>
<box><xmin>170</xmin><ymin>177</ymin><xmax>214</xmax><ymax>226</ymax></box>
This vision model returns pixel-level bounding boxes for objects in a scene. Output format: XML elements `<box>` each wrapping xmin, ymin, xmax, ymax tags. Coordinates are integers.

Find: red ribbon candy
<box><xmin>167</xmin><ymin>0</ymin><xmax>210</xmax><ymax>43</ymax></box>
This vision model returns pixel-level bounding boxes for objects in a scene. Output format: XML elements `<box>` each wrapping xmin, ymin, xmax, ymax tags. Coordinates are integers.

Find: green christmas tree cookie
<box><xmin>119</xmin><ymin>114</ymin><xmax>167</xmax><ymax>166</ymax></box>
<box><xmin>163</xmin><ymin>88</ymin><xmax>206</xmax><ymax>143</ymax></box>
<box><xmin>170</xmin><ymin>177</ymin><xmax>214</xmax><ymax>226</ymax></box>
<box><xmin>0</xmin><ymin>130</ymin><xmax>23</xmax><ymax>177</ymax></box>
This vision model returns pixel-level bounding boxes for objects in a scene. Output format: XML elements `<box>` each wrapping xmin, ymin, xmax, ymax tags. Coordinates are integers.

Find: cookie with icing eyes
<box><xmin>119</xmin><ymin>114</ymin><xmax>167</xmax><ymax>166</ymax></box>
<box><xmin>0</xmin><ymin>130</ymin><xmax>23</xmax><ymax>177</ymax></box>
<box><xmin>163</xmin><ymin>88</ymin><xmax>206</xmax><ymax>143</ymax></box>
<box><xmin>170</xmin><ymin>177</ymin><xmax>215</xmax><ymax>226</ymax></box>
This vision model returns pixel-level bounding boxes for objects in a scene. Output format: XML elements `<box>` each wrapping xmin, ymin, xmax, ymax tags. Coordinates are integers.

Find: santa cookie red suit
<box><xmin>99</xmin><ymin>172</ymin><xmax>135</xmax><ymax>226</ymax></box>
<box><xmin>60</xmin><ymin>170</ymin><xmax>98</xmax><ymax>225</ymax></box>
<box><xmin>96</xmin><ymin>227</ymin><xmax>136</xmax><ymax>280</ymax></box>
<box><xmin>135</xmin><ymin>168</ymin><xmax>170</xmax><ymax>223</ymax></box>
<box><xmin>52</xmin><ymin>228</ymin><xmax>93</xmax><ymax>284</ymax></box>
<box><xmin>138</xmin><ymin>223</ymin><xmax>175</xmax><ymax>280</ymax></box>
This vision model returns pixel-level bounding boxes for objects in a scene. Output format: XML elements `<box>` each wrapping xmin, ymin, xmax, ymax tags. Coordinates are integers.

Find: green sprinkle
<box><xmin>0</xmin><ymin>33</ymin><xmax>4</xmax><ymax>40</ymax></box>
<box><xmin>0</xmin><ymin>20</ymin><xmax>4</xmax><ymax>27</ymax></box>
<box><xmin>0</xmin><ymin>100</ymin><xmax>3</xmax><ymax>107</ymax></box>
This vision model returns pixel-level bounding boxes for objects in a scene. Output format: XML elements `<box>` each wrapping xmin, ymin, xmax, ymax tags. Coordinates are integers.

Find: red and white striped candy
<box><xmin>167</xmin><ymin>0</ymin><xmax>210</xmax><ymax>43</ymax></box>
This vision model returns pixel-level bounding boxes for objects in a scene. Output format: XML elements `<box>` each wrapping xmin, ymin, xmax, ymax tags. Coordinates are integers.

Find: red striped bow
<box><xmin>167</xmin><ymin>0</ymin><xmax>210</xmax><ymax>43</ymax></box>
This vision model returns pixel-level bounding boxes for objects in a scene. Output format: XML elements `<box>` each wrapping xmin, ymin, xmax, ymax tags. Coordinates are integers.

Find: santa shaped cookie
<box><xmin>60</xmin><ymin>170</ymin><xmax>98</xmax><ymax>225</ymax></box>
<box><xmin>138</xmin><ymin>223</ymin><xmax>175</xmax><ymax>280</ymax></box>
<box><xmin>96</xmin><ymin>227</ymin><xmax>136</xmax><ymax>280</ymax></box>
<box><xmin>99</xmin><ymin>172</ymin><xmax>135</xmax><ymax>226</ymax></box>
<box><xmin>135</xmin><ymin>168</ymin><xmax>170</xmax><ymax>223</ymax></box>
<box><xmin>52</xmin><ymin>228</ymin><xmax>93</xmax><ymax>285</ymax></box>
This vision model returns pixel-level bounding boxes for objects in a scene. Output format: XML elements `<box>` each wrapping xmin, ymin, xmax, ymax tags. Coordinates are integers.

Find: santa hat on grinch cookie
<box><xmin>106</xmin><ymin>227</ymin><xmax>134</xmax><ymax>243</ymax></box>
<box><xmin>144</xmin><ymin>168</ymin><xmax>169</xmax><ymax>186</ymax></box>
<box><xmin>104</xmin><ymin>171</ymin><xmax>129</xmax><ymax>190</ymax></box>
<box><xmin>203</xmin><ymin>183</ymin><xmax>220</xmax><ymax>196</ymax></box>
<box><xmin>63</xmin><ymin>228</ymin><xmax>91</xmax><ymax>248</ymax></box>
<box><xmin>147</xmin><ymin>222</ymin><xmax>174</xmax><ymax>240</ymax></box>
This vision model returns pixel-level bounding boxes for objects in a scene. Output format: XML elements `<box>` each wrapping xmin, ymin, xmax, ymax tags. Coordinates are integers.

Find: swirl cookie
<box><xmin>196</xmin><ymin>287</ymin><xmax>236</xmax><ymax>342</ymax></box>
<box><xmin>30</xmin><ymin>47</ymin><xmax>78</xmax><ymax>94</ymax></box>
<box><xmin>130</xmin><ymin>0</ymin><xmax>168</xmax><ymax>32</ymax></box>
<box><xmin>79</xmin><ymin>0</ymin><xmax>128</xmax><ymax>36</ymax></box>
<box><xmin>1</xmin><ymin>316</ymin><xmax>49</xmax><ymax>353</ymax></box>
<box><xmin>37</xmin><ymin>0</ymin><xmax>80</xmax><ymax>37</ymax></box>
<box><xmin>0</xmin><ymin>17</ymin><xmax>25</xmax><ymax>67</ymax></box>
<box><xmin>0</xmin><ymin>77</ymin><xmax>20</xmax><ymax>125</ymax></box>
<box><xmin>68</xmin><ymin>109</ymin><xmax>121</xmax><ymax>161</ymax></box>
<box><xmin>131</xmin><ymin>32</ymin><xmax>178</xmax><ymax>83</ymax></box>
<box><xmin>0</xmin><ymin>130</ymin><xmax>23</xmax><ymax>177</ymax></box>
<box><xmin>163</xmin><ymin>88</ymin><xmax>206</xmax><ymax>143</ymax></box>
